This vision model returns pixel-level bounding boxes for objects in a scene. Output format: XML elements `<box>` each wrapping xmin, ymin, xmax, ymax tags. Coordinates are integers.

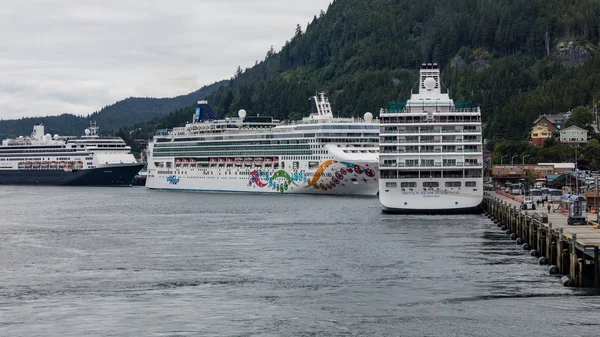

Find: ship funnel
<box><xmin>31</xmin><ymin>124</ymin><xmax>45</xmax><ymax>141</ymax></box>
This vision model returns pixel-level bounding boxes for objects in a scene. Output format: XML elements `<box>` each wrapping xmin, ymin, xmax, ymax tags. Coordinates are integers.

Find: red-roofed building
<box><xmin>532</xmin><ymin>116</ymin><xmax>558</xmax><ymax>133</ymax></box>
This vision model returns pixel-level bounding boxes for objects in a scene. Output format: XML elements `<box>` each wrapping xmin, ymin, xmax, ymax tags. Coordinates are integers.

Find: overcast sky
<box><xmin>0</xmin><ymin>0</ymin><xmax>332</xmax><ymax>119</ymax></box>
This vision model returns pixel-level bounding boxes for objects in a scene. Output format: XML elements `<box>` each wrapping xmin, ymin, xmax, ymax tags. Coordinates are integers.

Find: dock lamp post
<box><xmin>522</xmin><ymin>155</ymin><xmax>529</xmax><ymax>165</ymax></box>
<box><xmin>511</xmin><ymin>155</ymin><xmax>518</xmax><ymax>165</ymax></box>
<box><xmin>501</xmin><ymin>155</ymin><xmax>508</xmax><ymax>165</ymax></box>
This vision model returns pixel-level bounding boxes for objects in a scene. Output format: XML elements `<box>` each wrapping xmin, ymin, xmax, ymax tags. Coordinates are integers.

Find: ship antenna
<box><xmin>313</xmin><ymin>92</ymin><xmax>332</xmax><ymax>116</ymax></box>
<box><xmin>85</xmin><ymin>121</ymin><xmax>99</xmax><ymax>137</ymax></box>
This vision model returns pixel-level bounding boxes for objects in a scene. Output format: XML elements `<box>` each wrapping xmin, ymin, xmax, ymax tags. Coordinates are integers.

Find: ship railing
<box><xmin>381</xmin><ymin>107</ymin><xmax>481</xmax><ymax>114</ymax></box>
<box><xmin>388</xmin><ymin>163</ymin><xmax>484</xmax><ymax>168</ymax></box>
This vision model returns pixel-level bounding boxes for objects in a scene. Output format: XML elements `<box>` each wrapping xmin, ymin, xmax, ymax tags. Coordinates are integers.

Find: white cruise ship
<box><xmin>378</xmin><ymin>63</ymin><xmax>483</xmax><ymax>213</ymax></box>
<box><xmin>0</xmin><ymin>122</ymin><xmax>144</xmax><ymax>186</ymax></box>
<box><xmin>145</xmin><ymin>94</ymin><xmax>379</xmax><ymax>195</ymax></box>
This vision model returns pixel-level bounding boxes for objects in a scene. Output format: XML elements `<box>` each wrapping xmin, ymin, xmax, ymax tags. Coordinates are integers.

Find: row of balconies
<box><xmin>379</xmin><ymin>119</ymin><xmax>482</xmax><ymax>125</ymax></box>
<box><xmin>380</xmin><ymin>162</ymin><xmax>482</xmax><ymax>168</ymax></box>
<box><xmin>380</xmin><ymin>148</ymin><xmax>482</xmax><ymax>154</ymax></box>
<box><xmin>381</xmin><ymin>128</ymin><xmax>480</xmax><ymax>134</ymax></box>
<box><xmin>381</xmin><ymin>137</ymin><xmax>481</xmax><ymax>144</ymax></box>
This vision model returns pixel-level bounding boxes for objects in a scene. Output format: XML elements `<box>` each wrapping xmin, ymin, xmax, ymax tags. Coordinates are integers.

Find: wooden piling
<box><xmin>570</xmin><ymin>234</ymin><xmax>578</xmax><ymax>286</ymax></box>
<box><xmin>595</xmin><ymin>246</ymin><xmax>599</xmax><ymax>288</ymax></box>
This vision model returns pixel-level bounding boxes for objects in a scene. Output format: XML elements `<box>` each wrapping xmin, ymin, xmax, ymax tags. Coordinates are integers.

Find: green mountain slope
<box><xmin>0</xmin><ymin>81</ymin><xmax>227</xmax><ymax>140</ymax></box>
<box><xmin>199</xmin><ymin>0</ymin><xmax>600</xmax><ymax>144</ymax></box>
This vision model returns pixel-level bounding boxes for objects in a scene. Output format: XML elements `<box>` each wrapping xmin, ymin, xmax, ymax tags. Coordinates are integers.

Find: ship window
<box><xmin>466</xmin><ymin>181</ymin><xmax>476</xmax><ymax>187</ymax></box>
<box><xmin>445</xmin><ymin>182</ymin><xmax>461</xmax><ymax>187</ymax></box>
<box><xmin>400</xmin><ymin>182</ymin><xmax>416</xmax><ymax>188</ymax></box>
<box><xmin>385</xmin><ymin>182</ymin><xmax>397</xmax><ymax>188</ymax></box>
<box><xmin>423</xmin><ymin>182</ymin><xmax>439</xmax><ymax>188</ymax></box>
<box><xmin>380</xmin><ymin>170</ymin><xmax>397</xmax><ymax>179</ymax></box>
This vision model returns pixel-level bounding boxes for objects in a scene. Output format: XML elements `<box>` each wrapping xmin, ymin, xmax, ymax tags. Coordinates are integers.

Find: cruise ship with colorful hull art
<box><xmin>378</xmin><ymin>63</ymin><xmax>484</xmax><ymax>213</ymax></box>
<box><xmin>145</xmin><ymin>94</ymin><xmax>379</xmax><ymax>195</ymax></box>
<box><xmin>0</xmin><ymin>122</ymin><xmax>144</xmax><ymax>186</ymax></box>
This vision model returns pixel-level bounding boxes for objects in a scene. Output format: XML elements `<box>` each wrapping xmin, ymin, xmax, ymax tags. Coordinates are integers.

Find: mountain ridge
<box><xmin>0</xmin><ymin>80</ymin><xmax>227</xmax><ymax>139</ymax></box>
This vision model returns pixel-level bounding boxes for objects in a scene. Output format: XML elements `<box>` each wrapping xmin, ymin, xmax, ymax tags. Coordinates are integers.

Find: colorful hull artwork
<box><xmin>247</xmin><ymin>160</ymin><xmax>377</xmax><ymax>193</ymax></box>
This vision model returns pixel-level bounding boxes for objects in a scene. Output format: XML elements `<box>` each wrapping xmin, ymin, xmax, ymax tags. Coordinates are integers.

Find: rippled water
<box><xmin>0</xmin><ymin>186</ymin><xmax>598</xmax><ymax>336</ymax></box>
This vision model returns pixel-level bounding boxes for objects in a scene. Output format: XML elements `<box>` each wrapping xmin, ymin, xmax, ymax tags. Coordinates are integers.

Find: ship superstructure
<box><xmin>145</xmin><ymin>95</ymin><xmax>380</xmax><ymax>195</ymax></box>
<box><xmin>378</xmin><ymin>63</ymin><xmax>483</xmax><ymax>213</ymax></box>
<box><xmin>0</xmin><ymin>122</ymin><xmax>144</xmax><ymax>186</ymax></box>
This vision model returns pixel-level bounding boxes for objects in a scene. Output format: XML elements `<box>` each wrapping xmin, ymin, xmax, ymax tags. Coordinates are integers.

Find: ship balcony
<box><xmin>381</xmin><ymin>162</ymin><xmax>483</xmax><ymax>169</ymax></box>
<box><xmin>381</xmin><ymin>129</ymin><xmax>481</xmax><ymax>135</ymax></box>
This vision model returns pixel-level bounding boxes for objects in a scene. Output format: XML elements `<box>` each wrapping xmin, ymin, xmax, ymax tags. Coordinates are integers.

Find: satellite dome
<box><xmin>45</xmin><ymin>133</ymin><xmax>51</xmax><ymax>138</ymax></box>
<box><xmin>84</xmin><ymin>128</ymin><xmax>91</xmax><ymax>135</ymax></box>
<box><xmin>238</xmin><ymin>109</ymin><xmax>247</xmax><ymax>118</ymax></box>
<box><xmin>364</xmin><ymin>112</ymin><xmax>373</xmax><ymax>122</ymax></box>
<box><xmin>54</xmin><ymin>134</ymin><xmax>59</xmax><ymax>139</ymax></box>
<box><xmin>424</xmin><ymin>77</ymin><xmax>437</xmax><ymax>91</ymax></box>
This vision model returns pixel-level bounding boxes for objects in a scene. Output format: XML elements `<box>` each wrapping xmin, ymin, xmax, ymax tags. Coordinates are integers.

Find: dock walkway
<box><xmin>483</xmin><ymin>191</ymin><xmax>600</xmax><ymax>288</ymax></box>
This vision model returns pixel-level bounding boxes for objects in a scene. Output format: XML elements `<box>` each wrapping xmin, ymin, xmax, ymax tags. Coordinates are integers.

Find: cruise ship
<box><xmin>145</xmin><ymin>94</ymin><xmax>379</xmax><ymax>195</ymax></box>
<box><xmin>0</xmin><ymin>122</ymin><xmax>144</xmax><ymax>186</ymax></box>
<box><xmin>378</xmin><ymin>63</ymin><xmax>484</xmax><ymax>213</ymax></box>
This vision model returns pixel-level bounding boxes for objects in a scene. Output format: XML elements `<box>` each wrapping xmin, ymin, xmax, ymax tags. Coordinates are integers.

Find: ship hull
<box><xmin>146</xmin><ymin>160</ymin><xmax>379</xmax><ymax>196</ymax></box>
<box><xmin>379</xmin><ymin>178</ymin><xmax>483</xmax><ymax>214</ymax></box>
<box><xmin>0</xmin><ymin>164</ymin><xmax>144</xmax><ymax>186</ymax></box>
<box><xmin>381</xmin><ymin>204</ymin><xmax>482</xmax><ymax>215</ymax></box>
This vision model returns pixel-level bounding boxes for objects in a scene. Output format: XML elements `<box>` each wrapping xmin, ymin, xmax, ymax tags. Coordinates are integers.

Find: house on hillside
<box><xmin>530</xmin><ymin>125</ymin><xmax>552</xmax><ymax>146</ymax></box>
<box><xmin>533</xmin><ymin>116</ymin><xmax>559</xmax><ymax>133</ymax></box>
<box><xmin>537</xmin><ymin>112</ymin><xmax>571</xmax><ymax>130</ymax></box>
<box><xmin>559</xmin><ymin>125</ymin><xmax>587</xmax><ymax>145</ymax></box>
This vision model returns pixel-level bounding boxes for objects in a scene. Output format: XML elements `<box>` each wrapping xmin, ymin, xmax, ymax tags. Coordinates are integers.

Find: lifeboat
<box><xmin>244</xmin><ymin>158</ymin><xmax>253</xmax><ymax>166</ymax></box>
<box><xmin>59</xmin><ymin>161</ymin><xmax>67</xmax><ymax>167</ymax></box>
<box><xmin>17</xmin><ymin>162</ymin><xmax>25</xmax><ymax>169</ymax></box>
<box><xmin>226</xmin><ymin>158</ymin><xmax>234</xmax><ymax>163</ymax></box>
<box><xmin>24</xmin><ymin>162</ymin><xmax>32</xmax><ymax>169</ymax></box>
<box><xmin>254</xmin><ymin>157</ymin><xmax>264</xmax><ymax>163</ymax></box>
<box><xmin>32</xmin><ymin>162</ymin><xmax>41</xmax><ymax>168</ymax></box>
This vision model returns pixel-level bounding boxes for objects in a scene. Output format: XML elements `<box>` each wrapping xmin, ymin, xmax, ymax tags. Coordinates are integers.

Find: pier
<box><xmin>483</xmin><ymin>192</ymin><xmax>600</xmax><ymax>288</ymax></box>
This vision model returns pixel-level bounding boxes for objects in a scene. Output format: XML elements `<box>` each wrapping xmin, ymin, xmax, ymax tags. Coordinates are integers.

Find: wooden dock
<box><xmin>483</xmin><ymin>191</ymin><xmax>600</xmax><ymax>288</ymax></box>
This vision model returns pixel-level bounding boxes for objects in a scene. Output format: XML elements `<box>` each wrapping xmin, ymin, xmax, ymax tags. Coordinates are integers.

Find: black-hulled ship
<box><xmin>0</xmin><ymin>122</ymin><xmax>144</xmax><ymax>186</ymax></box>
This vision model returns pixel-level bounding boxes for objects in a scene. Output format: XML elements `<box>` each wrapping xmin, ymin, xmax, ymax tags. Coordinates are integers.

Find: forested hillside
<box><xmin>0</xmin><ymin>81</ymin><xmax>227</xmax><ymax>139</ymax></box>
<box><xmin>36</xmin><ymin>0</ymin><xmax>600</xmax><ymax>157</ymax></box>
<box><xmin>198</xmin><ymin>0</ymin><xmax>600</xmax><ymax>146</ymax></box>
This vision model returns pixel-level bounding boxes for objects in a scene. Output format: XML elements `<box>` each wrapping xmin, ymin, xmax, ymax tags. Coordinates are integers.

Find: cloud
<box><xmin>0</xmin><ymin>0</ymin><xmax>332</xmax><ymax>119</ymax></box>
